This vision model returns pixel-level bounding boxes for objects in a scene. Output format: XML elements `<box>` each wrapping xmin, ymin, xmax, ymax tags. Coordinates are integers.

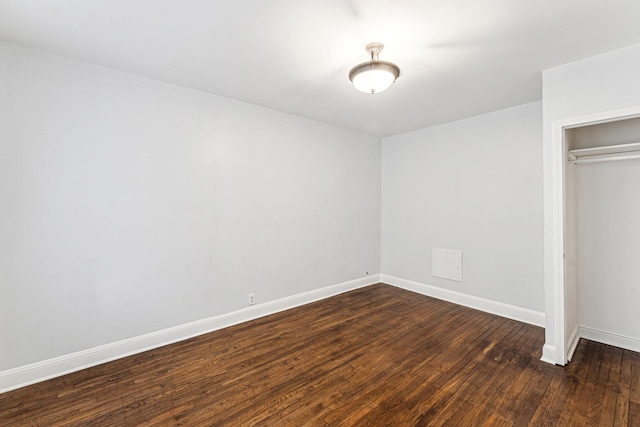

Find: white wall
<box><xmin>0</xmin><ymin>43</ymin><xmax>381</xmax><ymax>371</ymax></box>
<box><xmin>381</xmin><ymin>102</ymin><xmax>544</xmax><ymax>312</ymax></box>
<box><xmin>575</xmin><ymin>159</ymin><xmax>640</xmax><ymax>341</ymax></box>
<box><xmin>542</xmin><ymin>41</ymin><xmax>640</xmax><ymax>359</ymax></box>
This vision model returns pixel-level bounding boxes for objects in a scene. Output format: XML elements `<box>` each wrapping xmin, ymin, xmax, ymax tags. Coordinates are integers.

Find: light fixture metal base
<box><xmin>365</xmin><ymin>42</ymin><xmax>384</xmax><ymax>60</ymax></box>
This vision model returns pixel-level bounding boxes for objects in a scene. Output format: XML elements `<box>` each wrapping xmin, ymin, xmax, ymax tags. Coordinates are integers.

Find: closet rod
<box><xmin>568</xmin><ymin>141</ymin><xmax>640</xmax><ymax>164</ymax></box>
<box><xmin>569</xmin><ymin>152</ymin><xmax>640</xmax><ymax>164</ymax></box>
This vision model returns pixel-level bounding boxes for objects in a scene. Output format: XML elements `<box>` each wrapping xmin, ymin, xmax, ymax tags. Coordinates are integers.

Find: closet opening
<box><xmin>550</xmin><ymin>109</ymin><xmax>640</xmax><ymax>365</ymax></box>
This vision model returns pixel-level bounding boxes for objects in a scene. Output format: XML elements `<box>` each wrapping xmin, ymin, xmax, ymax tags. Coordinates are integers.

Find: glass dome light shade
<box><xmin>349</xmin><ymin>61</ymin><xmax>401</xmax><ymax>94</ymax></box>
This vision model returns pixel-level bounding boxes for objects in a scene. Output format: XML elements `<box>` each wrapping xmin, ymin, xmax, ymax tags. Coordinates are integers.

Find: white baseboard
<box><xmin>0</xmin><ymin>275</ymin><xmax>379</xmax><ymax>394</ymax></box>
<box><xmin>540</xmin><ymin>344</ymin><xmax>558</xmax><ymax>365</ymax></box>
<box><xmin>579</xmin><ymin>326</ymin><xmax>640</xmax><ymax>353</ymax></box>
<box><xmin>566</xmin><ymin>326</ymin><xmax>580</xmax><ymax>362</ymax></box>
<box><xmin>381</xmin><ymin>275</ymin><xmax>545</xmax><ymax>327</ymax></box>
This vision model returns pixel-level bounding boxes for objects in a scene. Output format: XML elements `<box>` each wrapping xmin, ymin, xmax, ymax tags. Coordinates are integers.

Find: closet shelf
<box><xmin>568</xmin><ymin>141</ymin><xmax>640</xmax><ymax>164</ymax></box>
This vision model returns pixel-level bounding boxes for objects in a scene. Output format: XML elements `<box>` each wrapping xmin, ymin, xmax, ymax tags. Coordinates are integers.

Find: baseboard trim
<box><xmin>579</xmin><ymin>326</ymin><xmax>640</xmax><ymax>353</ymax></box>
<box><xmin>381</xmin><ymin>275</ymin><xmax>545</xmax><ymax>327</ymax></box>
<box><xmin>0</xmin><ymin>275</ymin><xmax>379</xmax><ymax>394</ymax></box>
<box><xmin>541</xmin><ymin>344</ymin><xmax>558</xmax><ymax>365</ymax></box>
<box><xmin>566</xmin><ymin>326</ymin><xmax>580</xmax><ymax>362</ymax></box>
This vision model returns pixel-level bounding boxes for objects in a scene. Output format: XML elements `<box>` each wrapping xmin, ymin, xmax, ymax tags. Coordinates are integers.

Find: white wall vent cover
<box><xmin>432</xmin><ymin>248</ymin><xmax>462</xmax><ymax>282</ymax></box>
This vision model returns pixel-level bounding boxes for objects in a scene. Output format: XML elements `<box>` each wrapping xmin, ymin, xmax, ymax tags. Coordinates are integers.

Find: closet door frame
<box><xmin>547</xmin><ymin>105</ymin><xmax>640</xmax><ymax>365</ymax></box>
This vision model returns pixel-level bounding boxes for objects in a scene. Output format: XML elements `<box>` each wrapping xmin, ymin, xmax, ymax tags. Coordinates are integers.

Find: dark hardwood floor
<box><xmin>1</xmin><ymin>283</ymin><xmax>638</xmax><ymax>426</ymax></box>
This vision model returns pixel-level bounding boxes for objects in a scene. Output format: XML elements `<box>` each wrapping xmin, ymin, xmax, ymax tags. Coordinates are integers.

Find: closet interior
<box><xmin>563</xmin><ymin>117</ymin><xmax>640</xmax><ymax>358</ymax></box>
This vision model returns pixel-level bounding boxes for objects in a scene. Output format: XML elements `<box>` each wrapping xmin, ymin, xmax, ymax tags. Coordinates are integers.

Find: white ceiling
<box><xmin>2</xmin><ymin>0</ymin><xmax>640</xmax><ymax>137</ymax></box>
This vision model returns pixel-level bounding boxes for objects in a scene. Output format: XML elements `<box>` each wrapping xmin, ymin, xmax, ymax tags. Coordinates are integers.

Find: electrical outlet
<box><xmin>249</xmin><ymin>293</ymin><xmax>256</xmax><ymax>306</ymax></box>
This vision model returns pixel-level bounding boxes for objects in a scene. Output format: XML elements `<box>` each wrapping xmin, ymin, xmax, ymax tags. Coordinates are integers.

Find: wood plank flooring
<box><xmin>1</xmin><ymin>283</ymin><xmax>639</xmax><ymax>426</ymax></box>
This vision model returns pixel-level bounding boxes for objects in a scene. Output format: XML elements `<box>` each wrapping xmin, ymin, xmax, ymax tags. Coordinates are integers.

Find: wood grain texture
<box><xmin>1</xmin><ymin>283</ymin><xmax>639</xmax><ymax>426</ymax></box>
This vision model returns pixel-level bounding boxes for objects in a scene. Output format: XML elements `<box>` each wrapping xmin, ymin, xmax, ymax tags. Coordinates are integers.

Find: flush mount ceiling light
<box><xmin>349</xmin><ymin>42</ymin><xmax>401</xmax><ymax>94</ymax></box>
